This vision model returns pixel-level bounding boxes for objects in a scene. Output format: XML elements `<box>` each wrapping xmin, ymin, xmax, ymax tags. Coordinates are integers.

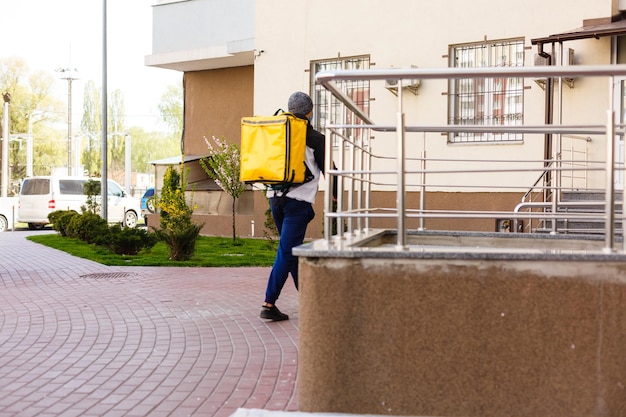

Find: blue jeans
<box><xmin>265</xmin><ymin>197</ymin><xmax>315</xmax><ymax>304</ymax></box>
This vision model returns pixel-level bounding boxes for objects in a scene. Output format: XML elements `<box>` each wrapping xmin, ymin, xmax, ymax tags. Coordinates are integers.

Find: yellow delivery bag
<box><xmin>240</xmin><ymin>112</ymin><xmax>308</xmax><ymax>185</ymax></box>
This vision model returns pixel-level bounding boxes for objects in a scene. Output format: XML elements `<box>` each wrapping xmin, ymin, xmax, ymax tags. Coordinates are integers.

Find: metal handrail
<box><xmin>521</xmin><ymin>160</ymin><xmax>554</xmax><ymax>203</ymax></box>
<box><xmin>316</xmin><ymin>65</ymin><xmax>626</xmax><ymax>83</ymax></box>
<box><xmin>317</xmin><ymin>65</ymin><xmax>626</xmax><ymax>252</ymax></box>
<box><xmin>519</xmin><ymin>134</ymin><xmax>592</xmax><ymax>233</ymax></box>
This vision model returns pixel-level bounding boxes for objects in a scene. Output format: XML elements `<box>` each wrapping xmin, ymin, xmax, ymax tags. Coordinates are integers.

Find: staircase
<box><xmin>538</xmin><ymin>190</ymin><xmax>623</xmax><ymax>235</ymax></box>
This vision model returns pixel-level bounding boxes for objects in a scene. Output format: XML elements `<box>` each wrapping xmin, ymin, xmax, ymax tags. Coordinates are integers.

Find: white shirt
<box><xmin>266</xmin><ymin>146</ymin><xmax>321</xmax><ymax>204</ymax></box>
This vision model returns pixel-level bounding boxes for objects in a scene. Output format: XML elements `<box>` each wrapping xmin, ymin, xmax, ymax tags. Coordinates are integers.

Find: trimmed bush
<box><xmin>49</xmin><ymin>210</ymin><xmax>79</xmax><ymax>237</ymax></box>
<box><xmin>67</xmin><ymin>212</ymin><xmax>109</xmax><ymax>243</ymax></box>
<box><xmin>101</xmin><ymin>224</ymin><xmax>158</xmax><ymax>255</ymax></box>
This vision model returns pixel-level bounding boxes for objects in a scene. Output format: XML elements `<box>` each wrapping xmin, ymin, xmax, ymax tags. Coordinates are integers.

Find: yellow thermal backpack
<box><xmin>240</xmin><ymin>111</ymin><xmax>308</xmax><ymax>186</ymax></box>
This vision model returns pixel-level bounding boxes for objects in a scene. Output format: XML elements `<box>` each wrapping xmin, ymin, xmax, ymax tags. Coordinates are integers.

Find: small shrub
<box><xmin>100</xmin><ymin>224</ymin><xmax>158</xmax><ymax>255</ymax></box>
<box><xmin>154</xmin><ymin>223</ymin><xmax>202</xmax><ymax>261</ymax></box>
<box><xmin>153</xmin><ymin>165</ymin><xmax>202</xmax><ymax>261</ymax></box>
<box><xmin>49</xmin><ymin>210</ymin><xmax>79</xmax><ymax>237</ymax></box>
<box><xmin>48</xmin><ymin>210</ymin><xmax>64</xmax><ymax>225</ymax></box>
<box><xmin>82</xmin><ymin>179</ymin><xmax>101</xmax><ymax>214</ymax></box>
<box><xmin>67</xmin><ymin>212</ymin><xmax>109</xmax><ymax>243</ymax></box>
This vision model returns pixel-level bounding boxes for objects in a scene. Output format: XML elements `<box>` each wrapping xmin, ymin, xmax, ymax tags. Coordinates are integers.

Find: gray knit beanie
<box><xmin>288</xmin><ymin>91</ymin><xmax>313</xmax><ymax>116</ymax></box>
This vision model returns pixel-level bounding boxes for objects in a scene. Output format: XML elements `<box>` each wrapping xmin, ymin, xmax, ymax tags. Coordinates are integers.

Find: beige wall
<box><xmin>176</xmin><ymin>1</ymin><xmax>619</xmax><ymax>238</ymax></box>
<box><xmin>253</xmin><ymin>0</ymin><xmax>613</xmax><ymax>192</ymax></box>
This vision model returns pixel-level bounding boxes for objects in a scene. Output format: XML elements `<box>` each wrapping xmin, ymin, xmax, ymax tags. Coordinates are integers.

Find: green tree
<box><xmin>1</xmin><ymin>56</ymin><xmax>181</xmax><ymax>192</ymax></box>
<box><xmin>82</xmin><ymin>179</ymin><xmax>101</xmax><ymax>214</ymax></box>
<box><xmin>81</xmin><ymin>84</ymin><xmax>127</xmax><ymax>182</ymax></box>
<box><xmin>80</xmin><ymin>82</ymin><xmax>181</xmax><ymax>185</ymax></box>
<box><xmin>107</xmin><ymin>89</ymin><xmax>126</xmax><ymax>184</ymax></box>
<box><xmin>80</xmin><ymin>80</ymin><xmax>102</xmax><ymax>176</ymax></box>
<box><xmin>0</xmin><ymin>56</ymin><xmax>65</xmax><ymax>187</ymax></box>
<box><xmin>158</xmin><ymin>83</ymin><xmax>183</xmax><ymax>136</ymax></box>
<box><xmin>127</xmin><ymin>126</ymin><xmax>181</xmax><ymax>179</ymax></box>
<box><xmin>200</xmin><ymin>136</ymin><xmax>246</xmax><ymax>242</ymax></box>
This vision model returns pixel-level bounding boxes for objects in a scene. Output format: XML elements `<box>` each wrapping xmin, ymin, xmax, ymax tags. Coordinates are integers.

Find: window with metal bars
<box><xmin>311</xmin><ymin>55</ymin><xmax>370</xmax><ymax>147</ymax></box>
<box><xmin>448</xmin><ymin>39</ymin><xmax>524</xmax><ymax>143</ymax></box>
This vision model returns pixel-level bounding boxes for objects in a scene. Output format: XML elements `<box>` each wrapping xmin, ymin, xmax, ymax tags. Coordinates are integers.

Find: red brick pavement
<box><xmin>0</xmin><ymin>230</ymin><xmax>299</xmax><ymax>417</ymax></box>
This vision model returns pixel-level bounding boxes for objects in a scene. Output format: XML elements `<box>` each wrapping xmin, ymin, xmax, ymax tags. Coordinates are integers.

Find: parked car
<box><xmin>140</xmin><ymin>187</ymin><xmax>156</xmax><ymax>223</ymax></box>
<box><xmin>0</xmin><ymin>196</ymin><xmax>18</xmax><ymax>232</ymax></box>
<box><xmin>18</xmin><ymin>176</ymin><xmax>141</xmax><ymax>229</ymax></box>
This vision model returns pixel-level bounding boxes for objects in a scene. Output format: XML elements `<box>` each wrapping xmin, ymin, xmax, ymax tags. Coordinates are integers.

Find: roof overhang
<box><xmin>532</xmin><ymin>15</ymin><xmax>626</xmax><ymax>45</ymax></box>
<box><xmin>145</xmin><ymin>38</ymin><xmax>255</xmax><ymax>72</ymax></box>
<box><xmin>149</xmin><ymin>155</ymin><xmax>204</xmax><ymax>166</ymax></box>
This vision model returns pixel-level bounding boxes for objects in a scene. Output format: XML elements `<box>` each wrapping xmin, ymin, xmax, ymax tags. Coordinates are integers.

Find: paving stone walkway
<box><xmin>0</xmin><ymin>230</ymin><xmax>299</xmax><ymax>417</ymax></box>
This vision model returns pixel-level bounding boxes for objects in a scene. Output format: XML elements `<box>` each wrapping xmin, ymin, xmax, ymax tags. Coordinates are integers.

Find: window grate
<box><xmin>449</xmin><ymin>39</ymin><xmax>524</xmax><ymax>143</ymax></box>
<box><xmin>311</xmin><ymin>56</ymin><xmax>371</xmax><ymax>147</ymax></box>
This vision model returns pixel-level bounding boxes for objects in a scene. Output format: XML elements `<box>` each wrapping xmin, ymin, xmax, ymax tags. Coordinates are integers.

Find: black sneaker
<box><xmin>260</xmin><ymin>305</ymin><xmax>289</xmax><ymax>321</ymax></box>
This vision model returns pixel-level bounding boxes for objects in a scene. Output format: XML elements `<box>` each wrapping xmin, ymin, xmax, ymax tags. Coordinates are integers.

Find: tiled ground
<box><xmin>0</xmin><ymin>230</ymin><xmax>299</xmax><ymax>417</ymax></box>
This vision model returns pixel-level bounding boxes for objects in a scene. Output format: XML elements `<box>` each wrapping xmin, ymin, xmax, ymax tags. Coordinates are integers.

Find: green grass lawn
<box><xmin>27</xmin><ymin>234</ymin><xmax>278</xmax><ymax>267</ymax></box>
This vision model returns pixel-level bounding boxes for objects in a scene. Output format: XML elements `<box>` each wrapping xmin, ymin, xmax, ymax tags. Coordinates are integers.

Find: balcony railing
<box><xmin>316</xmin><ymin>65</ymin><xmax>626</xmax><ymax>252</ymax></box>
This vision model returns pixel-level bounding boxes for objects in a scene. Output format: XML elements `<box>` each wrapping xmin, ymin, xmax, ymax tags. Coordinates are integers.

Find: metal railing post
<box><xmin>365</xmin><ymin>140</ymin><xmax>372</xmax><ymax>231</ymax></box>
<box><xmin>324</xmin><ymin>125</ymin><xmax>333</xmax><ymax>242</ymax></box>
<box><xmin>605</xmin><ymin>108</ymin><xmax>616</xmax><ymax>252</ymax></box>
<box><xmin>419</xmin><ymin>148</ymin><xmax>426</xmax><ymax>231</ymax></box>
<box><xmin>357</xmin><ymin>133</ymin><xmax>364</xmax><ymax>233</ymax></box>
<box><xmin>338</xmin><ymin>120</ymin><xmax>346</xmax><ymax>239</ymax></box>
<box><xmin>623</xmin><ymin>124</ymin><xmax>626</xmax><ymax>253</ymax></box>
<box><xmin>396</xmin><ymin>85</ymin><xmax>406</xmax><ymax>249</ymax></box>
<box><xmin>348</xmin><ymin>132</ymin><xmax>355</xmax><ymax>235</ymax></box>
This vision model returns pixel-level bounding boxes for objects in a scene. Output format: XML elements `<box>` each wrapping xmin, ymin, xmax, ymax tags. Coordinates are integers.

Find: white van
<box><xmin>18</xmin><ymin>176</ymin><xmax>141</xmax><ymax>229</ymax></box>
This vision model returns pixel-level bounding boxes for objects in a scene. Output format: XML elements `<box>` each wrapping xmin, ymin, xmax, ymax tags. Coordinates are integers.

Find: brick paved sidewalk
<box><xmin>0</xmin><ymin>231</ymin><xmax>299</xmax><ymax>417</ymax></box>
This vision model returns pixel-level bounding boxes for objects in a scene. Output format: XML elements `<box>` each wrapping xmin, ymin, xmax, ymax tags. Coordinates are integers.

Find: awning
<box><xmin>149</xmin><ymin>155</ymin><xmax>223</xmax><ymax>191</ymax></box>
<box><xmin>531</xmin><ymin>15</ymin><xmax>626</xmax><ymax>45</ymax></box>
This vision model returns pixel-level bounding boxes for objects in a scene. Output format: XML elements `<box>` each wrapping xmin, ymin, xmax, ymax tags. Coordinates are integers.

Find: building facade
<box><xmin>146</xmin><ymin>0</ymin><xmax>626</xmax><ymax>238</ymax></box>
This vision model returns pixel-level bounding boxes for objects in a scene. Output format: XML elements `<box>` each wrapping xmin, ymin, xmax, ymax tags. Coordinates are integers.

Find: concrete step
<box><xmin>534</xmin><ymin>190</ymin><xmax>623</xmax><ymax>235</ymax></box>
<box><xmin>539</xmin><ymin>218</ymin><xmax>623</xmax><ymax>235</ymax></box>
<box><xmin>561</xmin><ymin>190</ymin><xmax>623</xmax><ymax>202</ymax></box>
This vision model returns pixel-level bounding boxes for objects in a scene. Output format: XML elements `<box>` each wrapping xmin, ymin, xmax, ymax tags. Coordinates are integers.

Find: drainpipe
<box><xmin>538</xmin><ymin>43</ymin><xmax>554</xmax><ymax>202</ymax></box>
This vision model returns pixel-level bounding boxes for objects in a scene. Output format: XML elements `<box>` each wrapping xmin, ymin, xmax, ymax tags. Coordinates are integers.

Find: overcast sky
<box><xmin>1</xmin><ymin>0</ymin><xmax>182</xmax><ymax>131</ymax></box>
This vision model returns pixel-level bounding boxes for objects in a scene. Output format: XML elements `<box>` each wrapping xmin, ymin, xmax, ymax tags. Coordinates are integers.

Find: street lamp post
<box><xmin>102</xmin><ymin>0</ymin><xmax>108</xmax><ymax>220</ymax></box>
<box><xmin>125</xmin><ymin>133</ymin><xmax>131</xmax><ymax>194</ymax></box>
<box><xmin>57</xmin><ymin>68</ymin><xmax>79</xmax><ymax>176</ymax></box>
<box><xmin>1</xmin><ymin>92</ymin><xmax>10</xmax><ymax>197</ymax></box>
